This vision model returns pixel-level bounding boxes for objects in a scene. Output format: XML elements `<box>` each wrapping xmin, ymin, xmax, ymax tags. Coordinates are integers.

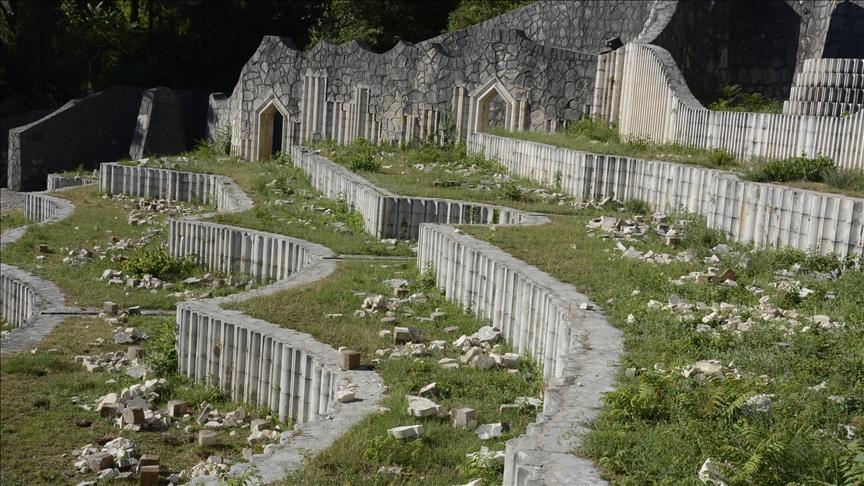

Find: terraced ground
<box><xmin>2</xmin><ymin>139</ymin><xmax>862</xmax><ymax>486</ymax></box>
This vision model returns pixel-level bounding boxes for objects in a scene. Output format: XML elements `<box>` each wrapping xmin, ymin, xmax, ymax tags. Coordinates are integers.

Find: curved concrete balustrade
<box><xmin>285</xmin><ymin>149</ymin><xmax>621</xmax><ymax>486</ymax></box>
<box><xmin>593</xmin><ymin>43</ymin><xmax>864</xmax><ymax>170</ymax></box>
<box><xmin>1</xmin><ymin>191</ymin><xmax>76</xmax><ymax>352</ymax></box>
<box><xmin>290</xmin><ymin>146</ymin><xmax>544</xmax><ymax>239</ymax></box>
<box><xmin>46</xmin><ymin>173</ymin><xmax>98</xmax><ymax>191</ymax></box>
<box><xmin>100</xmin><ymin>162</ymin><xmax>253</xmax><ymax>213</ymax></box>
<box><xmin>470</xmin><ymin>132</ymin><xmax>864</xmax><ymax>257</ymax></box>
<box><xmin>103</xmin><ymin>164</ymin><xmax>385</xmax><ymax>483</ymax></box>
<box><xmin>417</xmin><ymin>224</ymin><xmax>621</xmax><ymax>485</ymax></box>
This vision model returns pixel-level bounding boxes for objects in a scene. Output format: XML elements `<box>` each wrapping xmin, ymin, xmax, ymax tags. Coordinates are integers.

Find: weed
<box><xmin>335</xmin><ymin>137</ymin><xmax>381</xmax><ymax>172</ymax></box>
<box><xmin>623</xmin><ymin>199</ymin><xmax>651</xmax><ymax>215</ymax></box>
<box><xmin>744</xmin><ymin>154</ymin><xmax>837</xmax><ymax>183</ymax></box>
<box><xmin>708</xmin><ymin>85</ymin><xmax>783</xmax><ymax>113</ymax></box>
<box><xmin>122</xmin><ymin>246</ymin><xmax>197</xmax><ymax>280</ymax></box>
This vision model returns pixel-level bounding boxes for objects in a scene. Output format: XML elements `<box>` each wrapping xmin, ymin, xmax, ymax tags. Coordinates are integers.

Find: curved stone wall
<box><xmin>287</xmin><ymin>149</ymin><xmax>621</xmax><ymax>486</ymax></box>
<box><xmin>46</xmin><ymin>173</ymin><xmax>98</xmax><ymax>191</ymax></box>
<box><xmin>593</xmin><ymin>43</ymin><xmax>864</xmax><ymax>169</ymax></box>
<box><xmin>290</xmin><ymin>146</ymin><xmax>545</xmax><ymax>239</ymax></box>
<box><xmin>100</xmin><ymin>162</ymin><xmax>253</xmax><ymax>213</ymax></box>
<box><xmin>102</xmin><ymin>164</ymin><xmax>385</xmax><ymax>483</ymax></box>
<box><xmin>417</xmin><ymin>224</ymin><xmax>621</xmax><ymax>485</ymax></box>
<box><xmin>2</xmin><ymin>192</ymin><xmax>75</xmax><ymax>352</ymax></box>
<box><xmin>469</xmin><ymin>132</ymin><xmax>864</xmax><ymax>257</ymax></box>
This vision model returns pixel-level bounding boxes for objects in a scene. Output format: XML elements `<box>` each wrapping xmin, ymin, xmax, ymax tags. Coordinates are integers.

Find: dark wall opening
<box><xmin>272</xmin><ymin>112</ymin><xmax>284</xmax><ymax>155</ymax></box>
<box><xmin>654</xmin><ymin>0</ymin><xmax>800</xmax><ymax>104</ymax></box>
<box><xmin>823</xmin><ymin>2</ymin><xmax>864</xmax><ymax>59</ymax></box>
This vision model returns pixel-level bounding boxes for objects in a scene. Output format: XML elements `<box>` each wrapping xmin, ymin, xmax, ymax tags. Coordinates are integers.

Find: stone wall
<box><xmin>470</xmin><ymin>132</ymin><xmax>864</xmax><ymax>257</ymax></box>
<box><xmin>99</xmin><ymin>162</ymin><xmax>253</xmax><ymax>213</ymax></box>
<box><xmin>7</xmin><ymin>87</ymin><xmax>145</xmax><ymax>191</ymax></box>
<box><xmin>45</xmin><ymin>173</ymin><xmax>98</xmax><ymax>191</ymax></box>
<box><xmin>593</xmin><ymin>43</ymin><xmax>864</xmax><ymax>169</ymax></box>
<box><xmin>290</xmin><ymin>146</ymin><xmax>544</xmax><ymax>239</ymax></box>
<box><xmin>100</xmin><ymin>164</ymin><xmax>385</xmax><ymax>483</ymax></box>
<box><xmin>1</xmin><ymin>107</ymin><xmax>56</xmax><ymax>188</ymax></box>
<box><xmin>128</xmin><ymin>88</ymin><xmax>210</xmax><ymax>160</ymax></box>
<box><xmin>417</xmin><ymin>224</ymin><xmax>621</xmax><ymax>485</ymax></box>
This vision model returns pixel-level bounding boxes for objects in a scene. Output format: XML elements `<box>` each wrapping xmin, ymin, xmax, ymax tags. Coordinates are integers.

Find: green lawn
<box><xmin>133</xmin><ymin>148</ymin><xmax>411</xmax><ymax>255</ymax></box>
<box><xmin>464</xmin><ymin>214</ymin><xmax>864</xmax><ymax>485</ymax></box>
<box><xmin>231</xmin><ymin>260</ymin><xmax>544</xmax><ymax>485</ymax></box>
<box><xmin>0</xmin><ymin>209</ymin><xmax>29</xmax><ymax>233</ymax></box>
<box><xmin>0</xmin><ymin>185</ymin><xmax>246</xmax><ymax>309</ymax></box>
<box><xmin>315</xmin><ymin>140</ymin><xmax>583</xmax><ymax>215</ymax></box>
<box><xmin>0</xmin><ymin>315</ymin><xmax>277</xmax><ymax>485</ymax></box>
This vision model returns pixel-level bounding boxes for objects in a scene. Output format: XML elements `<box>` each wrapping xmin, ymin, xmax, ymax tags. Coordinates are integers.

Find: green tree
<box><xmin>447</xmin><ymin>0</ymin><xmax>533</xmax><ymax>32</ymax></box>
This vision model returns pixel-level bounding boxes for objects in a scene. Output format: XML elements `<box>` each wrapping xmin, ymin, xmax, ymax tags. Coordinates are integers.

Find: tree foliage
<box><xmin>1</xmin><ymin>0</ymin><xmax>533</xmax><ymax>113</ymax></box>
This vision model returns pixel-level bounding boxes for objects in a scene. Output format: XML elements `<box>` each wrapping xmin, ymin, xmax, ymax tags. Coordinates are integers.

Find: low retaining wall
<box><xmin>105</xmin><ymin>164</ymin><xmax>384</xmax><ymax>483</ymax></box>
<box><xmin>100</xmin><ymin>162</ymin><xmax>253</xmax><ymax>213</ymax></box>
<box><xmin>0</xmin><ymin>264</ymin><xmax>69</xmax><ymax>353</ymax></box>
<box><xmin>46</xmin><ymin>173</ymin><xmax>98</xmax><ymax>191</ymax></box>
<box><xmin>470</xmin><ymin>132</ymin><xmax>864</xmax><ymax>257</ymax></box>
<box><xmin>24</xmin><ymin>192</ymin><xmax>75</xmax><ymax>224</ymax></box>
<box><xmin>417</xmin><ymin>224</ymin><xmax>621</xmax><ymax>485</ymax></box>
<box><xmin>290</xmin><ymin>146</ymin><xmax>543</xmax><ymax>239</ymax></box>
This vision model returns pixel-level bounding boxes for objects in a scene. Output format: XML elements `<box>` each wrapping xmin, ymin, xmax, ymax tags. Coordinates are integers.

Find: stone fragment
<box><xmin>377</xmin><ymin>465</ymin><xmax>403</xmax><ymax>479</ymax></box>
<box><xmin>406</xmin><ymin>395</ymin><xmax>442</xmax><ymax>417</ymax></box>
<box><xmin>475</xmin><ymin>423</ymin><xmax>509</xmax><ymax>440</ymax></box>
<box><xmin>387</xmin><ymin>425</ymin><xmax>423</xmax><ymax>439</ymax></box>
<box><xmin>197</xmin><ymin>430</ymin><xmax>217</xmax><ymax>446</ymax></box>
<box><xmin>139</xmin><ymin>454</ymin><xmax>160</xmax><ymax>468</ymax></box>
<box><xmin>471</xmin><ymin>326</ymin><xmax>501</xmax><ymax>343</ymax></box>
<box><xmin>336</xmin><ymin>390</ymin><xmax>355</xmax><ymax>403</ymax></box>
<box><xmin>471</xmin><ymin>355</ymin><xmax>497</xmax><ymax>370</ymax></box>
<box><xmin>103</xmin><ymin>301</ymin><xmax>118</xmax><ymax>316</ymax></box>
<box><xmin>451</xmin><ymin>407</ymin><xmax>477</xmax><ymax>429</ymax></box>
<box><xmin>122</xmin><ymin>407</ymin><xmax>145</xmax><ymax>426</ymax></box>
<box><xmin>499</xmin><ymin>353</ymin><xmax>519</xmax><ymax>369</ymax></box>
<box><xmin>86</xmin><ymin>452</ymin><xmax>114</xmax><ymax>472</ymax></box>
<box><xmin>166</xmin><ymin>400</ymin><xmax>188</xmax><ymax>417</ymax></box>
<box><xmin>698</xmin><ymin>457</ymin><xmax>729</xmax><ymax>485</ymax></box>
<box><xmin>250</xmin><ymin>419</ymin><xmax>267</xmax><ymax>432</ymax></box>
<box><xmin>417</xmin><ymin>382</ymin><xmax>437</xmax><ymax>397</ymax></box>
<box><xmin>139</xmin><ymin>465</ymin><xmax>160</xmax><ymax>486</ymax></box>
<box><xmin>340</xmin><ymin>350</ymin><xmax>361</xmax><ymax>370</ymax></box>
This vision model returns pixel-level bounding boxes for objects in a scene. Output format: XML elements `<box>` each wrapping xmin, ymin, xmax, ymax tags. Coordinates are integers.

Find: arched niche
<box><xmin>468</xmin><ymin>78</ymin><xmax>526</xmax><ymax>134</ymax></box>
<box><xmin>254</xmin><ymin>97</ymin><xmax>290</xmax><ymax>161</ymax></box>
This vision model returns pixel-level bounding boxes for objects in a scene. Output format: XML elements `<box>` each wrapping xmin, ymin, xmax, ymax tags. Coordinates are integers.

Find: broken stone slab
<box><xmin>393</xmin><ymin>326</ymin><xmax>421</xmax><ymax>344</ymax></box>
<box><xmin>250</xmin><ymin>419</ymin><xmax>267</xmax><ymax>432</ymax></box>
<box><xmin>336</xmin><ymin>390</ymin><xmax>356</xmax><ymax>403</ymax></box>
<box><xmin>387</xmin><ymin>425</ymin><xmax>423</xmax><ymax>439</ymax></box>
<box><xmin>438</xmin><ymin>358</ymin><xmax>459</xmax><ymax>370</ymax></box>
<box><xmin>475</xmin><ymin>423</ymin><xmax>509</xmax><ymax>440</ymax></box>
<box><xmin>85</xmin><ymin>452</ymin><xmax>113</xmax><ymax>472</ymax></box>
<box><xmin>499</xmin><ymin>352</ymin><xmax>519</xmax><ymax>369</ymax></box>
<box><xmin>103</xmin><ymin>301</ymin><xmax>118</xmax><ymax>316</ymax></box>
<box><xmin>451</xmin><ymin>407</ymin><xmax>477</xmax><ymax>429</ymax></box>
<box><xmin>417</xmin><ymin>382</ymin><xmax>437</xmax><ymax>397</ymax></box>
<box><xmin>197</xmin><ymin>403</ymin><xmax>213</xmax><ymax>425</ymax></box>
<box><xmin>125</xmin><ymin>397</ymin><xmax>152</xmax><ymax>410</ymax></box>
<box><xmin>340</xmin><ymin>349</ymin><xmax>361</xmax><ymax>370</ymax></box>
<box><xmin>514</xmin><ymin>396</ymin><xmax>543</xmax><ymax>409</ymax></box>
<box><xmin>166</xmin><ymin>400</ymin><xmax>188</xmax><ymax>417</ymax></box>
<box><xmin>471</xmin><ymin>355</ymin><xmax>497</xmax><ymax>370</ymax></box>
<box><xmin>406</xmin><ymin>395</ymin><xmax>442</xmax><ymax>417</ymax></box>
<box><xmin>198</xmin><ymin>430</ymin><xmax>217</xmax><ymax>446</ymax></box>
<box><xmin>471</xmin><ymin>326</ymin><xmax>501</xmax><ymax>343</ymax></box>
<box><xmin>139</xmin><ymin>465</ymin><xmax>160</xmax><ymax>486</ymax></box>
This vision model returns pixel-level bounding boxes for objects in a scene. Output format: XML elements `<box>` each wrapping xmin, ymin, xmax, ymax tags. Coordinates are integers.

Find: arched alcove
<box><xmin>468</xmin><ymin>79</ymin><xmax>524</xmax><ymax>134</ymax></box>
<box><xmin>255</xmin><ymin>99</ymin><xmax>289</xmax><ymax>161</ymax></box>
<box><xmin>823</xmin><ymin>2</ymin><xmax>864</xmax><ymax>59</ymax></box>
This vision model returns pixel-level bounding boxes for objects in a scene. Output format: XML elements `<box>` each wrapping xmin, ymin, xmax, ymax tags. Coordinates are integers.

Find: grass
<box><xmin>0</xmin><ymin>315</ymin><xmax>277</xmax><ymax>485</ymax></box>
<box><xmin>137</xmin><ymin>144</ymin><xmax>411</xmax><ymax>255</ymax></box>
<box><xmin>229</xmin><ymin>260</ymin><xmax>544</xmax><ymax>485</ymax></box>
<box><xmin>708</xmin><ymin>85</ymin><xmax>783</xmax><ymax>114</ymax></box>
<box><xmin>490</xmin><ymin>119</ymin><xmax>740</xmax><ymax>170</ymax></box>
<box><xmin>0</xmin><ymin>185</ymin><xmax>245</xmax><ymax>309</ymax></box>
<box><xmin>744</xmin><ymin>156</ymin><xmax>864</xmax><ymax>198</ymax></box>
<box><xmin>463</xmin><ymin>212</ymin><xmax>864</xmax><ymax>485</ymax></box>
<box><xmin>315</xmin><ymin>140</ymin><xmax>584</xmax><ymax>215</ymax></box>
<box><xmin>1</xmin><ymin>209</ymin><xmax>29</xmax><ymax>232</ymax></box>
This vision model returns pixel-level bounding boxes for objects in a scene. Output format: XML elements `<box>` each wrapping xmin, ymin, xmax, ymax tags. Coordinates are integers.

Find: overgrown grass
<box><xmin>0</xmin><ymin>185</ymin><xmax>240</xmax><ymax>309</ymax></box>
<box><xmin>708</xmin><ymin>85</ymin><xmax>783</xmax><ymax>114</ymax></box>
<box><xmin>0</xmin><ymin>316</ymin><xmax>268</xmax><ymax>485</ymax></box>
<box><xmin>145</xmin><ymin>144</ymin><xmax>410</xmax><ymax>255</ymax></box>
<box><xmin>315</xmin><ymin>139</ymin><xmax>584</xmax><ymax>214</ymax></box>
<box><xmin>0</xmin><ymin>209</ymin><xmax>29</xmax><ymax>232</ymax></box>
<box><xmin>744</xmin><ymin>155</ymin><xmax>864</xmax><ymax>197</ymax></box>
<box><xmin>491</xmin><ymin>119</ymin><xmax>740</xmax><ymax>170</ymax></box>
<box><xmin>463</xmin><ymin>213</ymin><xmax>863</xmax><ymax>485</ymax></box>
<box><xmin>230</xmin><ymin>261</ymin><xmax>544</xmax><ymax>485</ymax></box>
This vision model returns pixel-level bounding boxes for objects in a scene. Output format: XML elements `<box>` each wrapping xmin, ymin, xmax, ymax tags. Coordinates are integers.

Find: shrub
<box><xmin>567</xmin><ymin>117</ymin><xmax>620</xmax><ymax>143</ymax></box>
<box><xmin>709</xmin><ymin>85</ymin><xmax>783</xmax><ymax>113</ymax></box>
<box><xmin>501</xmin><ymin>180</ymin><xmax>525</xmax><ymax>201</ymax></box>
<box><xmin>623</xmin><ymin>199</ymin><xmax>652</xmax><ymax>215</ymax></box>
<box><xmin>744</xmin><ymin>155</ymin><xmax>836</xmax><ymax>183</ymax></box>
<box><xmin>122</xmin><ymin>246</ymin><xmax>197</xmax><ymax>280</ymax></box>
<box><xmin>336</xmin><ymin>138</ymin><xmax>381</xmax><ymax>172</ymax></box>
<box><xmin>707</xmin><ymin>148</ymin><xmax>736</xmax><ymax>167</ymax></box>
